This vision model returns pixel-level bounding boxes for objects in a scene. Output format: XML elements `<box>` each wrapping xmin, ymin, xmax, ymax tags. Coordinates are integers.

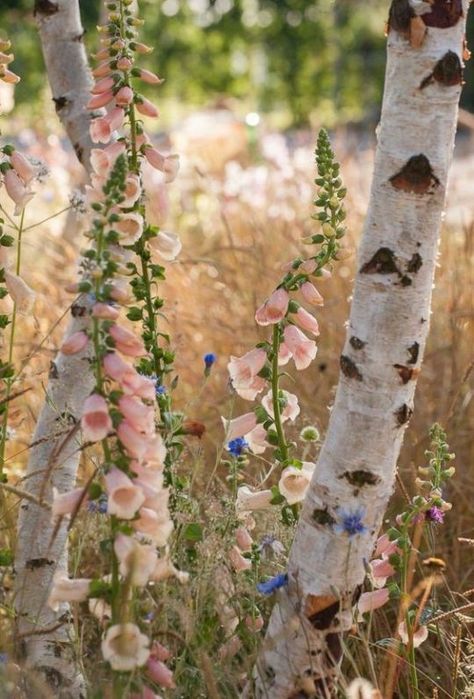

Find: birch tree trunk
<box><xmin>251</xmin><ymin>2</ymin><xmax>469</xmax><ymax>696</ymax></box>
<box><xmin>13</xmin><ymin>2</ymin><xmax>94</xmax><ymax>696</ymax></box>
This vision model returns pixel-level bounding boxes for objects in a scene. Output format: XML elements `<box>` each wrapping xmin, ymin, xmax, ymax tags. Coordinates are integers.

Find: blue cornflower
<box><xmin>156</xmin><ymin>384</ymin><xmax>167</xmax><ymax>395</ymax></box>
<box><xmin>257</xmin><ymin>573</ymin><xmax>288</xmax><ymax>596</ymax></box>
<box><xmin>87</xmin><ymin>495</ymin><xmax>108</xmax><ymax>514</ymax></box>
<box><xmin>204</xmin><ymin>353</ymin><xmax>217</xmax><ymax>376</ymax></box>
<box><xmin>0</xmin><ymin>653</ymin><xmax>8</xmax><ymax>664</ymax></box>
<box><xmin>227</xmin><ymin>437</ymin><xmax>249</xmax><ymax>457</ymax></box>
<box><xmin>334</xmin><ymin>506</ymin><xmax>367</xmax><ymax>538</ymax></box>
<box><xmin>204</xmin><ymin>353</ymin><xmax>217</xmax><ymax>368</ymax></box>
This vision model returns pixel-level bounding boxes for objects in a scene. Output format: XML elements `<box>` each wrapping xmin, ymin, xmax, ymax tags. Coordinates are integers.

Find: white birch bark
<box><xmin>251</xmin><ymin>2</ymin><xmax>468</xmax><ymax>696</ymax></box>
<box><xmin>13</xmin><ymin>1</ymin><xmax>94</xmax><ymax>696</ymax></box>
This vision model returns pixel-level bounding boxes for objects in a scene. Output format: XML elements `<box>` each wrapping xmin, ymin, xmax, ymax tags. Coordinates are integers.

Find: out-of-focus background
<box><xmin>0</xmin><ymin>0</ymin><xmax>473</xmax><ymax>639</ymax></box>
<box><xmin>1</xmin><ymin>0</ymin><xmax>474</xmax><ymax>126</ymax></box>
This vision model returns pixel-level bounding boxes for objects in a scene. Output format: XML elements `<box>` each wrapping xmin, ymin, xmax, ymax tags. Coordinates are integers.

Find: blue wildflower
<box><xmin>257</xmin><ymin>573</ymin><xmax>288</xmax><ymax>596</ymax></box>
<box><xmin>87</xmin><ymin>495</ymin><xmax>108</xmax><ymax>514</ymax></box>
<box><xmin>156</xmin><ymin>384</ymin><xmax>167</xmax><ymax>395</ymax></box>
<box><xmin>0</xmin><ymin>653</ymin><xmax>7</xmax><ymax>664</ymax></box>
<box><xmin>227</xmin><ymin>437</ymin><xmax>249</xmax><ymax>457</ymax></box>
<box><xmin>203</xmin><ymin>352</ymin><xmax>217</xmax><ymax>376</ymax></box>
<box><xmin>204</xmin><ymin>353</ymin><xmax>217</xmax><ymax>367</ymax></box>
<box><xmin>334</xmin><ymin>506</ymin><xmax>367</xmax><ymax>537</ymax></box>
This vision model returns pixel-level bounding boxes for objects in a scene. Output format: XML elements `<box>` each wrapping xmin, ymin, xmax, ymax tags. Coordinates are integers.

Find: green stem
<box><xmin>406</xmin><ymin>610</ymin><xmax>420</xmax><ymax>699</ymax></box>
<box><xmin>140</xmin><ymin>252</ymin><xmax>162</xmax><ymax>379</ymax></box>
<box><xmin>271</xmin><ymin>324</ymin><xmax>288</xmax><ymax>463</ymax></box>
<box><xmin>0</xmin><ymin>208</ymin><xmax>25</xmax><ymax>475</ymax></box>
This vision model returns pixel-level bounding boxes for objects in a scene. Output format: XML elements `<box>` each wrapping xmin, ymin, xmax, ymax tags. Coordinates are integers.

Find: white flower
<box><xmin>278</xmin><ymin>463</ymin><xmax>314</xmax><ymax>505</ymax></box>
<box><xmin>149</xmin><ymin>230</ymin><xmax>182</xmax><ymax>260</ymax></box>
<box><xmin>114</xmin><ymin>534</ymin><xmax>158</xmax><ymax>587</ymax></box>
<box><xmin>48</xmin><ymin>572</ymin><xmax>91</xmax><ymax>611</ymax></box>
<box><xmin>346</xmin><ymin>678</ymin><xmax>382</xmax><ymax>699</ymax></box>
<box><xmin>262</xmin><ymin>388</ymin><xmax>300</xmax><ymax>422</ymax></box>
<box><xmin>101</xmin><ymin>623</ymin><xmax>150</xmax><ymax>671</ymax></box>
<box><xmin>398</xmin><ymin>620</ymin><xmax>429</xmax><ymax>648</ymax></box>
<box><xmin>236</xmin><ymin>486</ymin><xmax>272</xmax><ymax>514</ymax></box>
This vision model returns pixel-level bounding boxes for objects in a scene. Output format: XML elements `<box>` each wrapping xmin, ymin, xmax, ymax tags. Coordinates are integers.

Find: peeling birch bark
<box><xmin>250</xmin><ymin>2</ymin><xmax>469</xmax><ymax>697</ymax></box>
<box><xmin>13</xmin><ymin>2</ymin><xmax>94</xmax><ymax>696</ymax></box>
<box><xmin>34</xmin><ymin>0</ymin><xmax>95</xmax><ymax>168</ymax></box>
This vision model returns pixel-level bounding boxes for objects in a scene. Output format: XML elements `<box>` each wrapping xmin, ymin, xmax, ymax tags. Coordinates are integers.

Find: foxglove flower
<box><xmin>149</xmin><ymin>230</ymin><xmax>182</xmax><ymax>260</ymax></box>
<box><xmin>48</xmin><ymin>572</ymin><xmax>91</xmax><ymax>611</ymax></box>
<box><xmin>222</xmin><ymin>412</ymin><xmax>257</xmax><ymax>441</ymax></box>
<box><xmin>61</xmin><ymin>330</ymin><xmax>89</xmax><ymax>356</ymax></box>
<box><xmin>278</xmin><ymin>463</ymin><xmax>314</xmax><ymax>505</ymax></box>
<box><xmin>398</xmin><ymin>620</ymin><xmax>429</xmax><ymax>648</ymax></box>
<box><xmin>236</xmin><ymin>486</ymin><xmax>272</xmax><ymax>513</ymax></box>
<box><xmin>357</xmin><ymin>588</ymin><xmax>389</xmax><ymax>619</ymax></box>
<box><xmin>101</xmin><ymin>623</ymin><xmax>150</xmax><ymax>671</ymax></box>
<box><xmin>81</xmin><ymin>394</ymin><xmax>113</xmax><ymax>443</ymax></box>
<box><xmin>105</xmin><ymin>468</ymin><xmax>146</xmax><ymax>519</ymax></box>
<box><xmin>261</xmin><ymin>388</ymin><xmax>300</xmax><ymax>422</ymax></box>
<box><xmin>255</xmin><ymin>288</ymin><xmax>289</xmax><ymax>326</ymax></box>
<box><xmin>283</xmin><ymin>324</ymin><xmax>317</xmax><ymax>370</ymax></box>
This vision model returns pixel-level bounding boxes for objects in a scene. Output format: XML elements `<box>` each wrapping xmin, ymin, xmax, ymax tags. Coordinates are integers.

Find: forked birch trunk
<box><xmin>14</xmin><ymin>1</ymin><xmax>94</xmax><ymax>695</ymax></box>
<box><xmin>251</xmin><ymin>2</ymin><xmax>469</xmax><ymax>696</ymax></box>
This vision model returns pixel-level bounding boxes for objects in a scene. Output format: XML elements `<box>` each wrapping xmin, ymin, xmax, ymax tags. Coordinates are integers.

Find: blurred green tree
<box><xmin>0</xmin><ymin>0</ymin><xmax>472</xmax><ymax>126</ymax></box>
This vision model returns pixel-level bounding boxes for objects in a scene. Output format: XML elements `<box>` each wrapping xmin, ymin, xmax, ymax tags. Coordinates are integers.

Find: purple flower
<box><xmin>87</xmin><ymin>495</ymin><xmax>108</xmax><ymax>514</ymax></box>
<box><xmin>334</xmin><ymin>506</ymin><xmax>367</xmax><ymax>537</ymax></box>
<box><xmin>257</xmin><ymin>573</ymin><xmax>288</xmax><ymax>595</ymax></box>
<box><xmin>425</xmin><ymin>506</ymin><xmax>444</xmax><ymax>524</ymax></box>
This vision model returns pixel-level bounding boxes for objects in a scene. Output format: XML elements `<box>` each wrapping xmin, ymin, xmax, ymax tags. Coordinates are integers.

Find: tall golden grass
<box><xmin>1</xmin><ymin>121</ymin><xmax>473</xmax><ymax>696</ymax></box>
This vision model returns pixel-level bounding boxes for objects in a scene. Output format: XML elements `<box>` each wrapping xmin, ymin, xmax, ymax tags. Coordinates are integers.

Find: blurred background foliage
<box><xmin>1</xmin><ymin>0</ymin><xmax>473</xmax><ymax>128</ymax></box>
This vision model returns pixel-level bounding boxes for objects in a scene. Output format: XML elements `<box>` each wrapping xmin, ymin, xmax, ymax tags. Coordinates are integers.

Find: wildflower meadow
<box><xmin>0</xmin><ymin>1</ymin><xmax>473</xmax><ymax>698</ymax></box>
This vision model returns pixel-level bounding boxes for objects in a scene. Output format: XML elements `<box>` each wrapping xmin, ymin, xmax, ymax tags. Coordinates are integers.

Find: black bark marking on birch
<box><xmin>390</xmin><ymin>155</ymin><xmax>439</xmax><ymax>194</ymax></box>
<box><xmin>49</xmin><ymin>361</ymin><xmax>59</xmax><ymax>379</ymax></box>
<box><xmin>73</xmin><ymin>31</ymin><xmax>86</xmax><ymax>42</ymax></box>
<box><xmin>352</xmin><ymin>585</ymin><xmax>363</xmax><ymax>605</ymax></box>
<box><xmin>71</xmin><ymin>303</ymin><xmax>87</xmax><ymax>317</ymax></box>
<box><xmin>58</xmin><ymin>411</ymin><xmax>77</xmax><ymax>425</ymax></box>
<box><xmin>34</xmin><ymin>0</ymin><xmax>59</xmax><ymax>15</ymax></box>
<box><xmin>422</xmin><ymin>0</ymin><xmax>463</xmax><ymax>28</ymax></box>
<box><xmin>408</xmin><ymin>341</ymin><xmax>420</xmax><ymax>364</ymax></box>
<box><xmin>349</xmin><ymin>336</ymin><xmax>366</xmax><ymax>350</ymax></box>
<box><xmin>360</xmin><ymin>247</ymin><xmax>399</xmax><ymax>275</ymax></box>
<box><xmin>52</xmin><ymin>642</ymin><xmax>63</xmax><ymax>658</ymax></box>
<box><xmin>340</xmin><ymin>355</ymin><xmax>363</xmax><ymax>381</ymax></box>
<box><xmin>420</xmin><ymin>51</ymin><xmax>463</xmax><ymax>89</ymax></box>
<box><xmin>25</xmin><ymin>557</ymin><xmax>54</xmax><ymax>570</ymax></box>
<box><xmin>394</xmin><ymin>364</ymin><xmax>417</xmax><ymax>384</ymax></box>
<box><xmin>340</xmin><ymin>470</ymin><xmax>380</xmax><ymax>487</ymax></box>
<box><xmin>53</xmin><ymin>96</ymin><xmax>68</xmax><ymax>113</ymax></box>
<box><xmin>324</xmin><ymin>633</ymin><xmax>343</xmax><ymax>664</ymax></box>
<box><xmin>388</xmin><ymin>0</ymin><xmax>414</xmax><ymax>35</ymax></box>
<box><xmin>39</xmin><ymin>666</ymin><xmax>62</xmax><ymax>689</ymax></box>
<box><xmin>407</xmin><ymin>253</ymin><xmax>423</xmax><ymax>274</ymax></box>
<box><xmin>399</xmin><ymin>275</ymin><xmax>412</xmax><ymax>287</ymax></box>
<box><xmin>312</xmin><ymin>508</ymin><xmax>336</xmax><ymax>527</ymax></box>
<box><xmin>264</xmin><ymin>665</ymin><xmax>275</xmax><ymax>681</ymax></box>
<box><xmin>395</xmin><ymin>403</ymin><xmax>413</xmax><ymax>426</ymax></box>
<box><xmin>74</xmin><ymin>143</ymin><xmax>84</xmax><ymax>163</ymax></box>
<box><xmin>306</xmin><ymin>595</ymin><xmax>340</xmax><ymax>630</ymax></box>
